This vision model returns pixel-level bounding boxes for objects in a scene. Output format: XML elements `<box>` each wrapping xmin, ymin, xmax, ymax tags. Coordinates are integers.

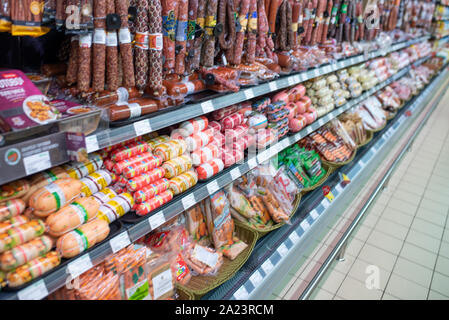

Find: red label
<box><xmin>322</xmin><ymin>185</ymin><xmax>330</xmax><ymax>196</ymax></box>
<box><xmin>2</xmin><ymin>73</ymin><xmax>17</xmax><ymax>79</ymax></box>
<box><xmin>405</xmin><ymin>111</ymin><xmax>412</xmax><ymax>117</ymax></box>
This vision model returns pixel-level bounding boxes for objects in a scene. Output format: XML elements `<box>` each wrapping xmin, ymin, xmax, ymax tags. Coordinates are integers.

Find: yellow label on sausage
<box><xmin>292</xmin><ymin>22</ymin><xmax>298</xmax><ymax>32</ymax></box>
<box><xmin>239</xmin><ymin>15</ymin><xmax>248</xmax><ymax>31</ymax></box>
<box><xmin>196</xmin><ymin>17</ymin><xmax>205</xmax><ymax>28</ymax></box>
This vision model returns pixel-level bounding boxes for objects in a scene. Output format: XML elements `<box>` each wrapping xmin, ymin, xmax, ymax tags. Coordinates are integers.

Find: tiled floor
<box><xmin>308</xmin><ymin>87</ymin><xmax>449</xmax><ymax>300</ymax></box>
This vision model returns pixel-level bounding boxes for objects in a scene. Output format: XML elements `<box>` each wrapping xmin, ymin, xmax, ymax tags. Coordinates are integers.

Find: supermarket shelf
<box><xmin>84</xmin><ymin>36</ymin><xmax>430</xmax><ymax>154</ymax></box>
<box><xmin>201</xmin><ymin>65</ymin><xmax>449</xmax><ymax>300</ymax></box>
<box><xmin>0</xmin><ymin>55</ymin><xmax>428</xmax><ymax>301</ymax></box>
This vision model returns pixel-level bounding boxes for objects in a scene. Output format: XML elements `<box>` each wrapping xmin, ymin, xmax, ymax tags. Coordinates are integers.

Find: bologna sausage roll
<box><xmin>0</xmin><ymin>220</ymin><xmax>46</xmax><ymax>253</ymax></box>
<box><xmin>97</xmin><ymin>193</ymin><xmax>134</xmax><ymax>223</ymax></box>
<box><xmin>0</xmin><ymin>216</ymin><xmax>29</xmax><ymax>234</ymax></box>
<box><xmin>0</xmin><ymin>199</ymin><xmax>26</xmax><ymax>222</ymax></box>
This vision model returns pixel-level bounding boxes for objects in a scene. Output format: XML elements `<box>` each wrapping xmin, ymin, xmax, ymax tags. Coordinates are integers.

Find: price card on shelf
<box><xmin>234</xmin><ymin>286</ymin><xmax>249</xmax><ymax>300</ymax></box>
<box><xmin>268</xmin><ymin>81</ymin><xmax>278</xmax><ymax>91</ymax></box>
<box><xmin>309</xmin><ymin>210</ymin><xmax>319</xmax><ymax>220</ymax></box>
<box><xmin>318</xmin><ymin>118</ymin><xmax>325</xmax><ymax>126</ymax></box>
<box><xmin>201</xmin><ymin>100</ymin><xmax>214</xmax><ymax>114</ymax></box>
<box><xmin>182</xmin><ymin>193</ymin><xmax>196</xmax><ymax>210</ymax></box>
<box><xmin>335</xmin><ymin>184</ymin><xmax>343</xmax><ymax>194</ymax></box>
<box><xmin>249</xmin><ymin>271</ymin><xmax>263</xmax><ymax>287</ymax></box>
<box><xmin>17</xmin><ymin>279</ymin><xmax>48</xmax><ymax>300</ymax></box>
<box><xmin>244</xmin><ymin>89</ymin><xmax>255</xmax><ymax>100</ymax></box>
<box><xmin>277</xmin><ymin>243</ymin><xmax>288</xmax><ymax>257</ymax></box>
<box><xmin>206</xmin><ymin>180</ymin><xmax>220</xmax><ymax>195</ymax></box>
<box><xmin>300</xmin><ymin>220</ymin><xmax>310</xmax><ymax>231</ymax></box>
<box><xmin>287</xmin><ymin>77</ymin><xmax>295</xmax><ymax>86</ymax></box>
<box><xmin>148</xmin><ymin>211</ymin><xmax>166</xmax><ymax>230</ymax></box>
<box><xmin>230</xmin><ymin>167</ymin><xmax>241</xmax><ymax>180</ymax></box>
<box><xmin>281</xmin><ymin>139</ymin><xmax>290</xmax><ymax>149</ymax></box>
<box><xmin>134</xmin><ymin>120</ymin><xmax>152</xmax><ymax>136</ymax></box>
<box><xmin>289</xmin><ymin>231</ymin><xmax>300</xmax><ymax>244</ymax></box>
<box><xmin>359</xmin><ymin>159</ymin><xmax>366</xmax><ymax>168</ymax></box>
<box><xmin>261</xmin><ymin>260</ymin><xmax>274</xmax><ymax>274</ymax></box>
<box><xmin>248</xmin><ymin>157</ymin><xmax>257</xmax><ymax>169</ymax></box>
<box><xmin>322</xmin><ymin>198</ymin><xmax>330</xmax><ymax>209</ymax></box>
<box><xmin>67</xmin><ymin>254</ymin><xmax>93</xmax><ymax>278</ymax></box>
<box><xmin>110</xmin><ymin>231</ymin><xmax>131</xmax><ymax>253</ymax></box>
<box><xmin>23</xmin><ymin>151</ymin><xmax>51</xmax><ymax>176</ymax></box>
<box><xmin>313</xmin><ymin>69</ymin><xmax>320</xmax><ymax>78</ymax></box>
<box><xmin>85</xmin><ymin>135</ymin><xmax>99</xmax><ymax>153</ymax></box>
<box><xmin>257</xmin><ymin>150</ymin><xmax>269</xmax><ymax>163</ymax></box>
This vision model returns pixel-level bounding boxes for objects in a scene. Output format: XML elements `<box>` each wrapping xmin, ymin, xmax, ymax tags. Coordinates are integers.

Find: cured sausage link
<box><xmin>134</xmin><ymin>0</ymin><xmax>149</xmax><ymax>91</ymax></box>
<box><xmin>185</xmin><ymin>0</ymin><xmax>198</xmax><ymax>74</ymax></box>
<box><xmin>245</xmin><ymin>0</ymin><xmax>257</xmax><ymax>63</ymax></box>
<box><xmin>201</xmin><ymin>0</ymin><xmax>219</xmax><ymax>67</ymax></box>
<box><xmin>148</xmin><ymin>0</ymin><xmax>165</xmax><ymax>96</ymax></box>
<box><xmin>232</xmin><ymin>0</ymin><xmax>250</xmax><ymax>65</ymax></box>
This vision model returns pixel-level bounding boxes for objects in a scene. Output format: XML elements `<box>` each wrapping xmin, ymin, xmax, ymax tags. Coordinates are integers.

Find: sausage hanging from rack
<box><xmin>77</xmin><ymin>33</ymin><xmax>92</xmax><ymax>92</ymax></box>
<box><xmin>175</xmin><ymin>0</ymin><xmax>188</xmax><ymax>75</ymax></box>
<box><xmin>231</xmin><ymin>0</ymin><xmax>250</xmax><ymax>65</ymax></box>
<box><xmin>161</xmin><ymin>0</ymin><xmax>179</xmax><ymax>75</ymax></box>
<box><xmin>304</xmin><ymin>0</ymin><xmax>317</xmax><ymax>45</ymax></box>
<box><xmin>134</xmin><ymin>0</ymin><xmax>149</xmax><ymax>91</ymax></box>
<box><xmin>66</xmin><ymin>36</ymin><xmax>79</xmax><ymax>86</ymax></box>
<box><xmin>291</xmin><ymin>0</ymin><xmax>301</xmax><ymax>49</ymax></box>
<box><xmin>336</xmin><ymin>0</ymin><xmax>347</xmax><ymax>43</ymax></box>
<box><xmin>92</xmin><ymin>0</ymin><xmax>106</xmax><ymax>92</ymax></box>
<box><xmin>201</xmin><ymin>0</ymin><xmax>219</xmax><ymax>67</ymax></box>
<box><xmin>267</xmin><ymin>0</ymin><xmax>279</xmax><ymax>42</ymax></box>
<box><xmin>320</xmin><ymin>0</ymin><xmax>332</xmax><ymax>43</ymax></box>
<box><xmin>115</xmin><ymin>0</ymin><xmax>135</xmax><ymax>87</ymax></box>
<box><xmin>245</xmin><ymin>0</ymin><xmax>257</xmax><ymax>64</ymax></box>
<box><xmin>185</xmin><ymin>0</ymin><xmax>198</xmax><ymax>74</ymax></box>
<box><xmin>105</xmin><ymin>0</ymin><xmax>119</xmax><ymax>91</ymax></box>
<box><xmin>310</xmin><ymin>0</ymin><xmax>327</xmax><ymax>46</ymax></box>
<box><xmin>148</xmin><ymin>0</ymin><xmax>165</xmax><ymax>96</ymax></box>
<box><xmin>355</xmin><ymin>0</ymin><xmax>363</xmax><ymax>41</ymax></box>
<box><xmin>327</xmin><ymin>0</ymin><xmax>339</xmax><ymax>39</ymax></box>
<box><xmin>217</xmin><ymin>0</ymin><xmax>236</xmax><ymax>57</ymax></box>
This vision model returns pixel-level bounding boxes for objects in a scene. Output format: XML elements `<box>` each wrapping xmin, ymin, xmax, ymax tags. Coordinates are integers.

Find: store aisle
<box><xmin>309</xmin><ymin>89</ymin><xmax>449</xmax><ymax>300</ymax></box>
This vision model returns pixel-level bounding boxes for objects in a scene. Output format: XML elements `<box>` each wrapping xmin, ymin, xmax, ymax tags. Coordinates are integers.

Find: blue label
<box><xmin>176</xmin><ymin>21</ymin><xmax>188</xmax><ymax>42</ymax></box>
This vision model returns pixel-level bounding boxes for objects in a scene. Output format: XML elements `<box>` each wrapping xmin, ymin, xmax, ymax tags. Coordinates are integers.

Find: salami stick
<box><xmin>148</xmin><ymin>0</ymin><xmax>165</xmax><ymax>96</ymax></box>
<box><xmin>218</xmin><ymin>0</ymin><xmax>236</xmax><ymax>51</ymax></box>
<box><xmin>355</xmin><ymin>0</ymin><xmax>363</xmax><ymax>41</ymax></box>
<box><xmin>175</xmin><ymin>0</ymin><xmax>188</xmax><ymax>75</ymax></box>
<box><xmin>92</xmin><ymin>0</ymin><xmax>106</xmax><ymax>92</ymax></box>
<box><xmin>291</xmin><ymin>0</ymin><xmax>301</xmax><ymax>49</ymax></box>
<box><xmin>161</xmin><ymin>0</ymin><xmax>179</xmax><ymax>75</ymax></box>
<box><xmin>336</xmin><ymin>0</ymin><xmax>347</xmax><ymax>43</ymax></box>
<box><xmin>348</xmin><ymin>0</ymin><xmax>355</xmax><ymax>43</ymax></box>
<box><xmin>304</xmin><ymin>0</ymin><xmax>317</xmax><ymax>45</ymax></box>
<box><xmin>134</xmin><ymin>0</ymin><xmax>149</xmax><ymax>91</ymax></box>
<box><xmin>66</xmin><ymin>36</ymin><xmax>79</xmax><ymax>86</ymax></box>
<box><xmin>265</xmin><ymin>0</ymin><xmax>271</xmax><ymax>18</ymax></box>
<box><xmin>191</xmin><ymin>0</ymin><xmax>206</xmax><ymax>71</ymax></box>
<box><xmin>267</xmin><ymin>0</ymin><xmax>279</xmax><ymax>36</ymax></box>
<box><xmin>327</xmin><ymin>0</ymin><xmax>339</xmax><ymax>38</ymax></box>
<box><xmin>320</xmin><ymin>0</ymin><xmax>332</xmax><ymax>43</ymax></box>
<box><xmin>310</xmin><ymin>0</ymin><xmax>326</xmax><ymax>45</ymax></box>
<box><xmin>106</xmin><ymin>0</ymin><xmax>119</xmax><ymax>91</ymax></box>
<box><xmin>56</xmin><ymin>0</ymin><xmax>66</xmax><ymax>27</ymax></box>
<box><xmin>77</xmin><ymin>33</ymin><xmax>92</xmax><ymax>92</ymax></box>
<box><xmin>115</xmin><ymin>0</ymin><xmax>135</xmax><ymax>87</ymax></box>
<box><xmin>185</xmin><ymin>0</ymin><xmax>198</xmax><ymax>74</ymax></box>
<box><xmin>245</xmin><ymin>0</ymin><xmax>257</xmax><ymax>64</ymax></box>
<box><xmin>286</xmin><ymin>0</ymin><xmax>294</xmax><ymax>49</ymax></box>
<box><xmin>231</xmin><ymin>0</ymin><xmax>249</xmax><ymax>65</ymax></box>
<box><xmin>201</xmin><ymin>0</ymin><xmax>218</xmax><ymax>67</ymax></box>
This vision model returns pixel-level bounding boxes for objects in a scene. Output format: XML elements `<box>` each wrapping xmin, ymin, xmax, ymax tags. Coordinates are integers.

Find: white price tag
<box><xmin>310</xmin><ymin>210</ymin><xmax>319</xmax><ymax>220</ymax></box>
<box><xmin>249</xmin><ymin>271</ymin><xmax>263</xmax><ymax>287</ymax></box>
<box><xmin>244</xmin><ymin>89</ymin><xmax>255</xmax><ymax>100</ymax></box>
<box><xmin>281</xmin><ymin>139</ymin><xmax>290</xmax><ymax>149</ymax></box>
<box><xmin>201</xmin><ymin>101</ymin><xmax>214</xmax><ymax>114</ymax></box>
<box><xmin>318</xmin><ymin>118</ymin><xmax>324</xmax><ymax>126</ymax></box>
<box><xmin>359</xmin><ymin>159</ymin><xmax>366</xmax><ymax>168</ymax></box>
<box><xmin>206</xmin><ymin>180</ymin><xmax>220</xmax><ymax>195</ymax></box>
<box><xmin>289</xmin><ymin>231</ymin><xmax>300</xmax><ymax>244</ymax></box>
<box><xmin>17</xmin><ymin>279</ymin><xmax>48</xmax><ymax>300</ymax></box>
<box><xmin>268</xmin><ymin>81</ymin><xmax>278</xmax><ymax>91</ymax></box>
<box><xmin>322</xmin><ymin>198</ymin><xmax>330</xmax><ymax>208</ymax></box>
<box><xmin>85</xmin><ymin>135</ymin><xmax>99</xmax><ymax>153</ymax></box>
<box><xmin>300</xmin><ymin>220</ymin><xmax>311</xmax><ymax>231</ymax></box>
<box><xmin>234</xmin><ymin>286</ymin><xmax>249</xmax><ymax>300</ymax></box>
<box><xmin>313</xmin><ymin>69</ymin><xmax>320</xmax><ymax>78</ymax></box>
<box><xmin>277</xmin><ymin>243</ymin><xmax>288</xmax><ymax>257</ymax></box>
<box><xmin>149</xmin><ymin>211</ymin><xmax>166</xmax><ymax>230</ymax></box>
<box><xmin>230</xmin><ymin>167</ymin><xmax>241</xmax><ymax>180</ymax></box>
<box><xmin>257</xmin><ymin>150</ymin><xmax>269</xmax><ymax>163</ymax></box>
<box><xmin>109</xmin><ymin>231</ymin><xmax>131</xmax><ymax>253</ymax></box>
<box><xmin>261</xmin><ymin>260</ymin><xmax>274</xmax><ymax>274</ymax></box>
<box><xmin>181</xmin><ymin>193</ymin><xmax>196</xmax><ymax>210</ymax></box>
<box><xmin>293</xmin><ymin>75</ymin><xmax>300</xmax><ymax>83</ymax></box>
<box><xmin>306</xmin><ymin>126</ymin><xmax>313</xmax><ymax>135</ymax></box>
<box><xmin>335</xmin><ymin>184</ymin><xmax>343</xmax><ymax>193</ymax></box>
<box><xmin>23</xmin><ymin>151</ymin><xmax>51</xmax><ymax>176</ymax></box>
<box><xmin>248</xmin><ymin>157</ymin><xmax>257</xmax><ymax>169</ymax></box>
<box><xmin>133</xmin><ymin>120</ymin><xmax>152</xmax><ymax>136</ymax></box>
<box><xmin>287</xmin><ymin>77</ymin><xmax>295</xmax><ymax>86</ymax></box>
<box><xmin>67</xmin><ymin>254</ymin><xmax>93</xmax><ymax>278</ymax></box>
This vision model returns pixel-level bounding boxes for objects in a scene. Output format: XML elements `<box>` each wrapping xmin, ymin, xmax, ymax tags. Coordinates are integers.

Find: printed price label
<box><xmin>148</xmin><ymin>211</ymin><xmax>166</xmax><ymax>230</ymax></box>
<box><xmin>85</xmin><ymin>135</ymin><xmax>99</xmax><ymax>153</ymax></box>
<box><xmin>230</xmin><ymin>167</ymin><xmax>241</xmax><ymax>180</ymax></box>
<box><xmin>293</xmin><ymin>75</ymin><xmax>300</xmax><ymax>83</ymax></box>
<box><xmin>244</xmin><ymin>89</ymin><xmax>255</xmax><ymax>100</ymax></box>
<box><xmin>67</xmin><ymin>254</ymin><xmax>93</xmax><ymax>278</ymax></box>
<box><xmin>322</xmin><ymin>198</ymin><xmax>330</xmax><ymax>208</ymax></box>
<box><xmin>110</xmin><ymin>231</ymin><xmax>131</xmax><ymax>253</ymax></box>
<box><xmin>287</xmin><ymin>77</ymin><xmax>295</xmax><ymax>86</ymax></box>
<box><xmin>318</xmin><ymin>118</ymin><xmax>324</xmax><ymax>126</ymax></box>
<box><xmin>300</xmin><ymin>220</ymin><xmax>310</xmax><ymax>231</ymax></box>
<box><xmin>248</xmin><ymin>157</ymin><xmax>257</xmax><ymax>169</ymax></box>
<box><xmin>201</xmin><ymin>101</ymin><xmax>214</xmax><ymax>114</ymax></box>
<box><xmin>23</xmin><ymin>151</ymin><xmax>51</xmax><ymax>176</ymax></box>
<box><xmin>261</xmin><ymin>260</ymin><xmax>274</xmax><ymax>274</ymax></box>
<box><xmin>17</xmin><ymin>279</ymin><xmax>48</xmax><ymax>300</ymax></box>
<box><xmin>313</xmin><ymin>69</ymin><xmax>320</xmax><ymax>78</ymax></box>
<box><xmin>277</xmin><ymin>243</ymin><xmax>288</xmax><ymax>257</ymax></box>
<box><xmin>134</xmin><ymin>120</ymin><xmax>152</xmax><ymax>136</ymax></box>
<box><xmin>310</xmin><ymin>210</ymin><xmax>319</xmax><ymax>220</ymax></box>
<box><xmin>249</xmin><ymin>271</ymin><xmax>263</xmax><ymax>287</ymax></box>
<box><xmin>306</xmin><ymin>126</ymin><xmax>313</xmax><ymax>135</ymax></box>
<box><xmin>281</xmin><ymin>139</ymin><xmax>290</xmax><ymax>149</ymax></box>
<box><xmin>234</xmin><ymin>286</ymin><xmax>249</xmax><ymax>300</ymax></box>
<box><xmin>268</xmin><ymin>81</ymin><xmax>278</xmax><ymax>91</ymax></box>
<box><xmin>257</xmin><ymin>150</ymin><xmax>269</xmax><ymax>163</ymax></box>
<box><xmin>181</xmin><ymin>193</ymin><xmax>196</xmax><ymax>210</ymax></box>
<box><xmin>206</xmin><ymin>180</ymin><xmax>220</xmax><ymax>195</ymax></box>
<box><xmin>335</xmin><ymin>184</ymin><xmax>343</xmax><ymax>194</ymax></box>
<box><xmin>289</xmin><ymin>231</ymin><xmax>300</xmax><ymax>244</ymax></box>
<box><xmin>359</xmin><ymin>159</ymin><xmax>366</xmax><ymax>168</ymax></box>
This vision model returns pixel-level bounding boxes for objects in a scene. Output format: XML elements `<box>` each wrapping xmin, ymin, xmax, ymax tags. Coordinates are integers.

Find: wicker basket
<box><xmin>176</xmin><ymin>223</ymin><xmax>258</xmax><ymax>299</ymax></box>
<box><xmin>300</xmin><ymin>163</ymin><xmax>334</xmax><ymax>194</ymax></box>
<box><xmin>176</xmin><ymin>285</ymin><xmax>195</xmax><ymax>300</ymax></box>
<box><xmin>356</xmin><ymin>130</ymin><xmax>373</xmax><ymax>149</ymax></box>
<box><xmin>386</xmin><ymin>110</ymin><xmax>397</xmax><ymax>120</ymax></box>
<box><xmin>397</xmin><ymin>100</ymin><xmax>406</xmax><ymax>109</ymax></box>
<box><xmin>233</xmin><ymin>191</ymin><xmax>303</xmax><ymax>238</ymax></box>
<box><xmin>321</xmin><ymin>149</ymin><xmax>357</xmax><ymax>169</ymax></box>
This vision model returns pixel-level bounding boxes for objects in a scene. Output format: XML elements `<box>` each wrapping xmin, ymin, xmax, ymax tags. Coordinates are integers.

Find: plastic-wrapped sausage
<box><xmin>179</xmin><ymin>116</ymin><xmax>209</xmax><ymax>136</ymax></box>
<box><xmin>126</xmin><ymin>167</ymin><xmax>166</xmax><ymax>192</ymax></box>
<box><xmin>191</xmin><ymin>0</ymin><xmax>206</xmax><ymax>72</ymax></box>
<box><xmin>92</xmin><ymin>0</ymin><xmax>106</xmax><ymax>92</ymax></box>
<box><xmin>77</xmin><ymin>33</ymin><xmax>92</xmax><ymax>92</ymax></box>
<box><xmin>220</xmin><ymin>112</ymin><xmax>245</xmax><ymax>129</ymax></box>
<box><xmin>168</xmin><ymin>170</ymin><xmax>198</xmax><ymax>194</ymax></box>
<box><xmin>148</xmin><ymin>0</ymin><xmax>165</xmax><ymax>96</ymax></box>
<box><xmin>175</xmin><ymin>0</ymin><xmax>188</xmax><ymax>75</ymax></box>
<box><xmin>185</xmin><ymin>130</ymin><xmax>214</xmax><ymax>152</ymax></box>
<box><xmin>305</xmin><ymin>0</ymin><xmax>317</xmax><ymax>45</ymax></box>
<box><xmin>97</xmin><ymin>192</ymin><xmax>134</xmax><ymax>223</ymax></box>
<box><xmin>218</xmin><ymin>0</ymin><xmax>236</xmax><ymax>60</ymax></box>
<box><xmin>311</xmin><ymin>0</ymin><xmax>327</xmax><ymax>45</ymax></box>
<box><xmin>135</xmin><ymin>190</ymin><xmax>174</xmax><ymax>215</ymax></box>
<box><xmin>133</xmin><ymin>178</ymin><xmax>170</xmax><ymax>203</ymax></box>
<box><xmin>6</xmin><ymin>251</ymin><xmax>61</xmax><ymax>287</ymax></box>
<box><xmin>108</xmin><ymin>98</ymin><xmax>159</xmax><ymax>121</ymax></box>
<box><xmin>90</xmin><ymin>87</ymin><xmax>141</xmax><ymax>106</ymax></box>
<box><xmin>196</xmin><ymin>158</ymin><xmax>224</xmax><ymax>180</ymax></box>
<box><xmin>63</xmin><ymin>153</ymin><xmax>103</xmax><ymax>179</ymax></box>
<box><xmin>0</xmin><ymin>200</ymin><xmax>26</xmax><ymax>222</ymax></box>
<box><xmin>105</xmin><ymin>0</ymin><xmax>119</xmax><ymax>91</ymax></box>
<box><xmin>201</xmin><ymin>0</ymin><xmax>218</xmax><ymax>67</ymax></box>
<box><xmin>0</xmin><ymin>220</ymin><xmax>46</xmax><ymax>253</ymax></box>
<box><xmin>162</xmin><ymin>155</ymin><xmax>193</xmax><ymax>178</ymax></box>
<box><xmin>185</xmin><ymin>0</ymin><xmax>198</xmax><ymax>74</ymax></box>
<box><xmin>162</xmin><ymin>0</ymin><xmax>179</xmax><ymax>75</ymax></box>
<box><xmin>320</xmin><ymin>0</ymin><xmax>332</xmax><ymax>43</ymax></box>
<box><xmin>153</xmin><ymin>140</ymin><xmax>187</xmax><ymax>161</ymax></box>
<box><xmin>80</xmin><ymin>170</ymin><xmax>116</xmax><ymax>197</ymax></box>
<box><xmin>191</xmin><ymin>142</ymin><xmax>221</xmax><ymax>166</ymax></box>
<box><xmin>134</xmin><ymin>0</ymin><xmax>150</xmax><ymax>91</ymax></box>
<box><xmin>163</xmin><ymin>79</ymin><xmax>206</xmax><ymax>96</ymax></box>
<box><xmin>328</xmin><ymin>0</ymin><xmax>339</xmax><ymax>38</ymax></box>
<box><xmin>0</xmin><ymin>216</ymin><xmax>29</xmax><ymax>235</ymax></box>
<box><xmin>245</xmin><ymin>0</ymin><xmax>257</xmax><ymax>64</ymax></box>
<box><xmin>66</xmin><ymin>36</ymin><xmax>79</xmax><ymax>86</ymax></box>
<box><xmin>117</xmin><ymin>153</ymin><xmax>163</xmax><ymax>177</ymax></box>
<box><xmin>115</xmin><ymin>0</ymin><xmax>135</xmax><ymax>87</ymax></box>
<box><xmin>91</xmin><ymin>188</ymin><xmax>118</xmax><ymax>206</ymax></box>
<box><xmin>110</xmin><ymin>141</ymin><xmax>149</xmax><ymax>162</ymax></box>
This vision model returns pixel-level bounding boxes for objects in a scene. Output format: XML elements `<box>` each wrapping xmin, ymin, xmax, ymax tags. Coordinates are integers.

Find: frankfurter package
<box><xmin>182</xmin><ymin>243</ymin><xmax>223</xmax><ymax>276</ymax></box>
<box><xmin>185</xmin><ymin>203</ymin><xmax>209</xmax><ymax>244</ymax></box>
<box><xmin>146</xmin><ymin>252</ymin><xmax>177</xmax><ymax>299</ymax></box>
